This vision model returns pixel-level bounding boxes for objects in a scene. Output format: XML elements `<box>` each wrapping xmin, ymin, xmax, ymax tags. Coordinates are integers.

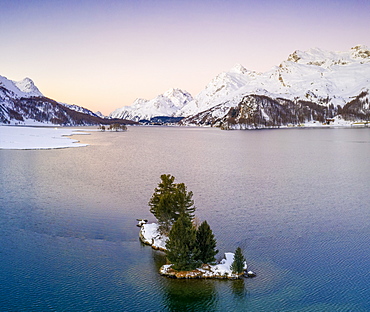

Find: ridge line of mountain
<box><xmin>109</xmin><ymin>45</ymin><xmax>370</xmax><ymax>128</ymax></box>
<box><xmin>0</xmin><ymin>75</ymin><xmax>136</xmax><ymax>126</ymax></box>
<box><xmin>1</xmin><ymin>45</ymin><xmax>370</xmax><ymax>127</ymax></box>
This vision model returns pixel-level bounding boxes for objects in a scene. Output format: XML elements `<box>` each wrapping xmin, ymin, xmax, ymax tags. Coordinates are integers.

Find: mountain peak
<box><xmin>229</xmin><ymin>64</ymin><xmax>248</xmax><ymax>74</ymax></box>
<box><xmin>15</xmin><ymin>77</ymin><xmax>43</xmax><ymax>97</ymax></box>
<box><xmin>163</xmin><ymin>88</ymin><xmax>191</xmax><ymax>98</ymax></box>
<box><xmin>110</xmin><ymin>88</ymin><xmax>193</xmax><ymax>121</ymax></box>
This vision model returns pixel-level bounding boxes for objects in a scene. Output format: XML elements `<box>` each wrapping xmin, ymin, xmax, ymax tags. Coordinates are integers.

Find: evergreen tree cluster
<box><xmin>148</xmin><ymin>174</ymin><xmax>195</xmax><ymax>234</ymax></box>
<box><xmin>165</xmin><ymin>214</ymin><xmax>199</xmax><ymax>271</ymax></box>
<box><xmin>149</xmin><ymin>174</ymin><xmax>218</xmax><ymax>271</ymax></box>
<box><xmin>107</xmin><ymin>123</ymin><xmax>127</xmax><ymax>131</ymax></box>
<box><xmin>166</xmin><ymin>216</ymin><xmax>218</xmax><ymax>271</ymax></box>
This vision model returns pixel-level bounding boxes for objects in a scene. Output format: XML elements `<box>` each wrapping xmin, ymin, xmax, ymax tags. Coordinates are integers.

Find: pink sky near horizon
<box><xmin>1</xmin><ymin>0</ymin><xmax>369</xmax><ymax>115</ymax></box>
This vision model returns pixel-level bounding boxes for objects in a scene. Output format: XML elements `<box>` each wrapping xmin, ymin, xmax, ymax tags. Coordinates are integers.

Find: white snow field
<box><xmin>0</xmin><ymin>126</ymin><xmax>89</xmax><ymax>150</ymax></box>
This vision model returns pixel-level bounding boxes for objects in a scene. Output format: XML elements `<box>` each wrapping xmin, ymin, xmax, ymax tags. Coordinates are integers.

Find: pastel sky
<box><xmin>1</xmin><ymin>0</ymin><xmax>370</xmax><ymax>115</ymax></box>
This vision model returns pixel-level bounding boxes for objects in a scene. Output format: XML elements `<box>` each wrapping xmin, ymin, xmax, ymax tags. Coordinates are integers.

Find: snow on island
<box><xmin>139</xmin><ymin>222</ymin><xmax>168</xmax><ymax>251</ymax></box>
<box><xmin>0</xmin><ymin>126</ymin><xmax>89</xmax><ymax>150</ymax></box>
<box><xmin>159</xmin><ymin>253</ymin><xmax>247</xmax><ymax>279</ymax></box>
<box><xmin>139</xmin><ymin>222</ymin><xmax>254</xmax><ymax>279</ymax></box>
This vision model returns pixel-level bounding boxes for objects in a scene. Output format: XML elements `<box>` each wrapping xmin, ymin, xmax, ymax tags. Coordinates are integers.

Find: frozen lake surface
<box><xmin>0</xmin><ymin>126</ymin><xmax>88</xmax><ymax>149</ymax></box>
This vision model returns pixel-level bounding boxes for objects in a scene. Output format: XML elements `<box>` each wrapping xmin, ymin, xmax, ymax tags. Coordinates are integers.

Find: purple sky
<box><xmin>1</xmin><ymin>0</ymin><xmax>369</xmax><ymax>115</ymax></box>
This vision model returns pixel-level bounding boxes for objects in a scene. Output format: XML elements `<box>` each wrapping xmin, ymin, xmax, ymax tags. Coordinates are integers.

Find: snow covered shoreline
<box><xmin>211</xmin><ymin>116</ymin><xmax>369</xmax><ymax>130</ymax></box>
<box><xmin>0</xmin><ymin>125</ymin><xmax>89</xmax><ymax>150</ymax></box>
<box><xmin>139</xmin><ymin>223</ymin><xmax>168</xmax><ymax>251</ymax></box>
<box><xmin>139</xmin><ymin>223</ymin><xmax>253</xmax><ymax>279</ymax></box>
<box><xmin>159</xmin><ymin>253</ymin><xmax>247</xmax><ymax>280</ymax></box>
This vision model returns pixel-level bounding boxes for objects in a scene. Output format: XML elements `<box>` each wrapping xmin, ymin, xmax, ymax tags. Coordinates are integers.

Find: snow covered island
<box><xmin>139</xmin><ymin>222</ymin><xmax>255</xmax><ymax>279</ymax></box>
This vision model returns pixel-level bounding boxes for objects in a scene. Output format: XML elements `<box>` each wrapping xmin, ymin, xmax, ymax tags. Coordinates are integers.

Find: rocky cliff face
<box><xmin>340</xmin><ymin>91</ymin><xmax>370</xmax><ymax>120</ymax></box>
<box><xmin>2</xmin><ymin>96</ymin><xmax>97</xmax><ymax>125</ymax></box>
<box><xmin>182</xmin><ymin>92</ymin><xmax>370</xmax><ymax>129</ymax></box>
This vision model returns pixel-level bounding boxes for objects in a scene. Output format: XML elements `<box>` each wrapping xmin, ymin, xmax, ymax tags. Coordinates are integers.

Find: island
<box><xmin>138</xmin><ymin>174</ymin><xmax>255</xmax><ymax>279</ymax></box>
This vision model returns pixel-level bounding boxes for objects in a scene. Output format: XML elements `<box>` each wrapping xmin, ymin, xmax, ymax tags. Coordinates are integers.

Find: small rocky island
<box><xmin>138</xmin><ymin>174</ymin><xmax>255</xmax><ymax>279</ymax></box>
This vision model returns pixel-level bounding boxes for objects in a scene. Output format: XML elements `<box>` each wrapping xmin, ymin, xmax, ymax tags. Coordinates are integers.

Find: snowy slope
<box><xmin>0</xmin><ymin>75</ymin><xmax>43</xmax><ymax>98</ymax></box>
<box><xmin>59</xmin><ymin>102</ymin><xmax>100</xmax><ymax>118</ymax></box>
<box><xmin>176</xmin><ymin>64</ymin><xmax>261</xmax><ymax>117</ymax></box>
<box><xmin>110</xmin><ymin>88</ymin><xmax>193</xmax><ymax>121</ymax></box>
<box><xmin>14</xmin><ymin>77</ymin><xmax>43</xmax><ymax>97</ymax></box>
<box><xmin>179</xmin><ymin>45</ymin><xmax>370</xmax><ymax>118</ymax></box>
<box><xmin>110</xmin><ymin>45</ymin><xmax>370</xmax><ymax>123</ymax></box>
<box><xmin>94</xmin><ymin>111</ymin><xmax>106</xmax><ymax>119</ymax></box>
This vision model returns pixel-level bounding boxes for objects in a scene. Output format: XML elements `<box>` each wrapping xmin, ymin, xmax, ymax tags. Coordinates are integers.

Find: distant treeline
<box><xmin>139</xmin><ymin>116</ymin><xmax>184</xmax><ymax>125</ymax></box>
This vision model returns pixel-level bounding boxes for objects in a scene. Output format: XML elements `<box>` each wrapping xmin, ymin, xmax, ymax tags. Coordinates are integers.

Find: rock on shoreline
<box><xmin>160</xmin><ymin>260</ymin><xmax>242</xmax><ymax>280</ymax></box>
<box><xmin>159</xmin><ymin>253</ymin><xmax>249</xmax><ymax>279</ymax></box>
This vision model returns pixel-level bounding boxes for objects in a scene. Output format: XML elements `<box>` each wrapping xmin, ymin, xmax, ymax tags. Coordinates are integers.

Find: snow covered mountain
<box><xmin>15</xmin><ymin>77</ymin><xmax>44</xmax><ymax>97</ymax></box>
<box><xmin>108</xmin><ymin>45</ymin><xmax>369</xmax><ymax>127</ymax></box>
<box><xmin>110</xmin><ymin>88</ymin><xmax>193</xmax><ymax>121</ymax></box>
<box><xmin>94</xmin><ymin>111</ymin><xmax>106</xmax><ymax>119</ymax></box>
<box><xmin>0</xmin><ymin>75</ymin><xmax>43</xmax><ymax>98</ymax></box>
<box><xmin>59</xmin><ymin>102</ymin><xmax>101</xmax><ymax>118</ymax></box>
<box><xmin>3</xmin><ymin>45</ymin><xmax>369</xmax><ymax>127</ymax></box>
<box><xmin>0</xmin><ymin>75</ymin><xmax>133</xmax><ymax>125</ymax></box>
<box><xmin>176</xmin><ymin>64</ymin><xmax>260</xmax><ymax>117</ymax></box>
<box><xmin>179</xmin><ymin>45</ymin><xmax>370</xmax><ymax>128</ymax></box>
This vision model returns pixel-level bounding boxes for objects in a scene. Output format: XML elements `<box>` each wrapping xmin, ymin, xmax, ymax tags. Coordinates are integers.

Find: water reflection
<box><xmin>151</xmin><ymin>248</ymin><xmax>252</xmax><ymax>311</ymax></box>
<box><xmin>231</xmin><ymin>278</ymin><xmax>249</xmax><ymax>299</ymax></box>
<box><xmin>150</xmin><ymin>249</ymin><xmax>218</xmax><ymax>311</ymax></box>
<box><xmin>150</xmin><ymin>248</ymin><xmax>167</xmax><ymax>272</ymax></box>
<box><xmin>163</xmin><ymin>279</ymin><xmax>218</xmax><ymax>312</ymax></box>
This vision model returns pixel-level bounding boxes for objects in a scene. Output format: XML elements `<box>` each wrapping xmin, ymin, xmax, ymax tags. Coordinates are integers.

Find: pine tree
<box><xmin>172</xmin><ymin>182</ymin><xmax>195</xmax><ymax>219</ymax></box>
<box><xmin>230</xmin><ymin>247</ymin><xmax>246</xmax><ymax>274</ymax></box>
<box><xmin>165</xmin><ymin>214</ymin><xmax>200</xmax><ymax>271</ymax></box>
<box><xmin>148</xmin><ymin>174</ymin><xmax>195</xmax><ymax>234</ymax></box>
<box><xmin>196</xmin><ymin>221</ymin><xmax>218</xmax><ymax>264</ymax></box>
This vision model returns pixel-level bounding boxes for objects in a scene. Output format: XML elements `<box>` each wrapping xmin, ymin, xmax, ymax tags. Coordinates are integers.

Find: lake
<box><xmin>0</xmin><ymin>126</ymin><xmax>369</xmax><ymax>311</ymax></box>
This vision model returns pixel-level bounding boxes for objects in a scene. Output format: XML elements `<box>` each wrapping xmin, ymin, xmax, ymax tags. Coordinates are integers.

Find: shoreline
<box><xmin>0</xmin><ymin>125</ymin><xmax>90</xmax><ymax>150</ymax></box>
<box><xmin>2</xmin><ymin>121</ymin><xmax>367</xmax><ymax>150</ymax></box>
<box><xmin>217</xmin><ymin>121</ymin><xmax>369</xmax><ymax>130</ymax></box>
<box><xmin>139</xmin><ymin>222</ymin><xmax>255</xmax><ymax>280</ymax></box>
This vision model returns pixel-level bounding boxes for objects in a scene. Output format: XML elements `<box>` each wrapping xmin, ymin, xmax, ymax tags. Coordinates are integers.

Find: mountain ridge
<box><xmin>2</xmin><ymin>45</ymin><xmax>369</xmax><ymax>127</ymax></box>
<box><xmin>0</xmin><ymin>75</ymin><xmax>136</xmax><ymax>126</ymax></box>
<box><xmin>110</xmin><ymin>88</ymin><xmax>193</xmax><ymax>121</ymax></box>
<box><xmin>109</xmin><ymin>45</ymin><xmax>370</xmax><ymax>128</ymax></box>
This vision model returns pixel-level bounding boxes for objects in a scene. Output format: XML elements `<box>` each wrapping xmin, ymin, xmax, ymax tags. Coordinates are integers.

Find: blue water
<box><xmin>0</xmin><ymin>126</ymin><xmax>369</xmax><ymax>311</ymax></box>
